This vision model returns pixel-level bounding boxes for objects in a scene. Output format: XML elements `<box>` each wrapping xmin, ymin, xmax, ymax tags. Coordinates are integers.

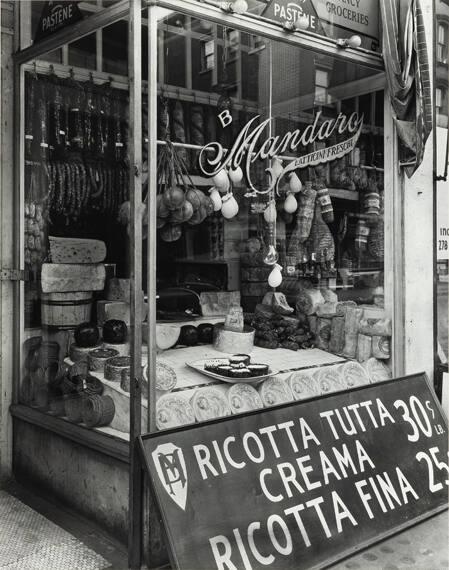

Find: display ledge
<box><xmin>10</xmin><ymin>404</ymin><xmax>130</xmax><ymax>463</ymax></box>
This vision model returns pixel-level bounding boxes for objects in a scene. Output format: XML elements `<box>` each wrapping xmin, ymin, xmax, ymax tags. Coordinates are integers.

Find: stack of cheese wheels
<box><xmin>104</xmin><ymin>356</ymin><xmax>131</xmax><ymax>382</ymax></box>
<box><xmin>156</xmin><ymin>393</ymin><xmax>195</xmax><ymax>430</ymax></box>
<box><xmin>191</xmin><ymin>386</ymin><xmax>231</xmax><ymax>422</ymax></box>
<box><xmin>340</xmin><ymin>361</ymin><xmax>370</xmax><ymax>389</ymax></box>
<box><xmin>288</xmin><ymin>370</ymin><xmax>319</xmax><ymax>401</ymax></box>
<box><xmin>364</xmin><ymin>358</ymin><xmax>391</xmax><ymax>383</ymax></box>
<box><xmin>70</xmin><ymin>343</ymin><xmax>102</xmax><ymax>363</ymax></box>
<box><xmin>315</xmin><ymin>366</ymin><xmax>345</xmax><ymax>395</ymax></box>
<box><xmin>88</xmin><ymin>347</ymin><xmax>119</xmax><ymax>372</ymax></box>
<box><xmin>258</xmin><ymin>376</ymin><xmax>293</xmax><ymax>407</ymax></box>
<box><xmin>228</xmin><ymin>383</ymin><xmax>263</xmax><ymax>414</ymax></box>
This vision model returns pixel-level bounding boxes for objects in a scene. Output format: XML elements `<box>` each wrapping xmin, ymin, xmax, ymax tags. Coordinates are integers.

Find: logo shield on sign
<box><xmin>152</xmin><ymin>443</ymin><xmax>188</xmax><ymax>511</ymax></box>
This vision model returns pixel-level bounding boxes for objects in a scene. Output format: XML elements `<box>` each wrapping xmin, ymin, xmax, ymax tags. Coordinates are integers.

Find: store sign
<box><xmin>34</xmin><ymin>1</ymin><xmax>83</xmax><ymax>43</ymax></box>
<box><xmin>262</xmin><ymin>0</ymin><xmax>380</xmax><ymax>50</ymax></box>
<box><xmin>199</xmin><ymin>111</ymin><xmax>363</xmax><ymax>195</ymax></box>
<box><xmin>140</xmin><ymin>374</ymin><xmax>448</xmax><ymax>570</ymax></box>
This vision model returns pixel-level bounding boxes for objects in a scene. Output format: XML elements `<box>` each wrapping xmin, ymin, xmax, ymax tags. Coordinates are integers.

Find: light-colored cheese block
<box><xmin>49</xmin><ymin>236</ymin><xmax>107</xmax><ymax>264</ymax></box>
<box><xmin>156</xmin><ymin>393</ymin><xmax>196</xmax><ymax>430</ymax></box>
<box><xmin>259</xmin><ymin>377</ymin><xmax>293</xmax><ymax>407</ymax></box>
<box><xmin>191</xmin><ymin>386</ymin><xmax>231</xmax><ymax>422</ymax></box>
<box><xmin>228</xmin><ymin>383</ymin><xmax>263</xmax><ymax>414</ymax></box>
<box><xmin>69</xmin><ymin>343</ymin><xmax>102</xmax><ymax>363</ymax></box>
<box><xmin>41</xmin><ymin>263</ymin><xmax>106</xmax><ymax>293</ymax></box>
<box><xmin>105</xmin><ymin>278</ymin><xmax>131</xmax><ymax>301</ymax></box>
<box><xmin>97</xmin><ymin>301</ymin><xmax>131</xmax><ymax>326</ymax></box>
<box><xmin>288</xmin><ymin>371</ymin><xmax>319</xmax><ymax>401</ymax></box>
<box><xmin>102</xmin><ymin>341</ymin><xmax>130</xmax><ymax>357</ymax></box>
<box><xmin>97</xmin><ymin>300</ymin><xmax>148</xmax><ymax>326</ymax></box>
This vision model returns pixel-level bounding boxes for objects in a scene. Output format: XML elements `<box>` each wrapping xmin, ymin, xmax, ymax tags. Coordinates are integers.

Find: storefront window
<box><xmin>150</xmin><ymin>14</ymin><xmax>392</xmax><ymax>431</ymax></box>
<box><xmin>18</xmin><ymin>7</ymin><xmax>391</xmax><ymax>439</ymax></box>
<box><xmin>20</xmin><ymin>25</ymin><xmax>134</xmax><ymax>439</ymax></box>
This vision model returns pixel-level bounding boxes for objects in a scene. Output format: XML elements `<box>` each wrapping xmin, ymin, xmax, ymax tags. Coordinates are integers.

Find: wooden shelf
<box><xmin>329</xmin><ymin>188</ymin><xmax>359</xmax><ymax>201</ymax></box>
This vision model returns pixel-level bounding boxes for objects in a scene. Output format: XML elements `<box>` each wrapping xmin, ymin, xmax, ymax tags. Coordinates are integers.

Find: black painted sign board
<box><xmin>139</xmin><ymin>374</ymin><xmax>448</xmax><ymax>570</ymax></box>
<box><xmin>34</xmin><ymin>1</ymin><xmax>83</xmax><ymax>43</ymax></box>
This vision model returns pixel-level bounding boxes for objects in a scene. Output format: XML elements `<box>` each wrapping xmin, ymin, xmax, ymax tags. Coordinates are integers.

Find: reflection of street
<box><xmin>437</xmin><ymin>280</ymin><xmax>448</xmax><ymax>359</ymax></box>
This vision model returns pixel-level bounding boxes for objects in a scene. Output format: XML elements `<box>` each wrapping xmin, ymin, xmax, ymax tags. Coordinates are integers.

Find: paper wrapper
<box><xmin>372</xmin><ymin>336</ymin><xmax>391</xmax><ymax>359</ymax></box>
<box><xmin>296</xmin><ymin>288</ymin><xmax>324</xmax><ymax>316</ymax></box>
<box><xmin>329</xmin><ymin>316</ymin><xmax>345</xmax><ymax>354</ymax></box>
<box><xmin>307</xmin><ymin>316</ymin><xmax>318</xmax><ymax>336</ymax></box>
<box><xmin>364</xmin><ymin>358</ymin><xmax>392</xmax><ymax>382</ymax></box>
<box><xmin>340</xmin><ymin>361</ymin><xmax>370</xmax><ymax>389</ymax></box>
<box><xmin>344</xmin><ymin>306</ymin><xmax>363</xmax><ymax>333</ymax></box>
<box><xmin>359</xmin><ymin>318</ymin><xmax>392</xmax><ymax>337</ymax></box>
<box><xmin>343</xmin><ymin>307</ymin><xmax>363</xmax><ymax>358</ymax></box>
<box><xmin>335</xmin><ymin>300</ymin><xmax>357</xmax><ymax>317</ymax></box>
<box><xmin>320</xmin><ymin>289</ymin><xmax>338</xmax><ymax>303</ymax></box>
<box><xmin>191</xmin><ymin>386</ymin><xmax>231</xmax><ymax>422</ymax></box>
<box><xmin>259</xmin><ymin>377</ymin><xmax>293</xmax><ymax>407</ymax></box>
<box><xmin>156</xmin><ymin>393</ymin><xmax>196</xmax><ymax>430</ymax></box>
<box><xmin>315</xmin><ymin>366</ymin><xmax>344</xmax><ymax>395</ymax></box>
<box><xmin>357</xmin><ymin>333</ymin><xmax>372</xmax><ymax>362</ymax></box>
<box><xmin>288</xmin><ymin>371</ymin><xmax>320</xmax><ymax>401</ymax></box>
<box><xmin>342</xmin><ymin>334</ymin><xmax>357</xmax><ymax>359</ymax></box>
<box><xmin>228</xmin><ymin>383</ymin><xmax>263</xmax><ymax>414</ymax></box>
<box><xmin>316</xmin><ymin>318</ymin><xmax>332</xmax><ymax>350</ymax></box>
<box><xmin>316</xmin><ymin>302</ymin><xmax>337</xmax><ymax>317</ymax></box>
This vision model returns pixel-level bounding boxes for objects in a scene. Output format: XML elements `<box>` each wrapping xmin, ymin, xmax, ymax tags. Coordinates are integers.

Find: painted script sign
<box><xmin>34</xmin><ymin>1</ymin><xmax>83</xmax><ymax>42</ymax></box>
<box><xmin>140</xmin><ymin>374</ymin><xmax>448</xmax><ymax>570</ymax></box>
<box><xmin>199</xmin><ymin>110</ymin><xmax>363</xmax><ymax>194</ymax></box>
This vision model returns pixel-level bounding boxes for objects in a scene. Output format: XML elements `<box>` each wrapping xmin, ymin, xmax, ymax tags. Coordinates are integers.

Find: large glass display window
<box><xmin>16</xmin><ymin>2</ymin><xmax>391</xmax><ymax>443</ymax></box>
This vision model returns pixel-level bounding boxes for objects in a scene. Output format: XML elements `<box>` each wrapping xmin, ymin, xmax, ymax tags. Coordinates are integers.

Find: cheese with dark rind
<box><xmin>49</xmin><ymin>236</ymin><xmax>107</xmax><ymax>264</ymax></box>
<box><xmin>41</xmin><ymin>263</ymin><xmax>106</xmax><ymax>293</ymax></box>
<box><xmin>104</xmin><ymin>356</ymin><xmax>131</xmax><ymax>382</ymax></box>
<box><xmin>69</xmin><ymin>343</ymin><xmax>102</xmax><ymax>363</ymax></box>
<box><xmin>88</xmin><ymin>347</ymin><xmax>119</xmax><ymax>372</ymax></box>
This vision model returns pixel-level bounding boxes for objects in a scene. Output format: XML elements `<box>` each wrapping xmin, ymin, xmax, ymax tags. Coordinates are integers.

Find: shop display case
<box><xmin>6</xmin><ymin>0</ymin><xmax>436</xmax><ymax>566</ymax></box>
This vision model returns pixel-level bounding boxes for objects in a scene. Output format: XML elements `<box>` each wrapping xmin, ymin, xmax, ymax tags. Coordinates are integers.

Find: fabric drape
<box><xmin>380</xmin><ymin>0</ymin><xmax>432</xmax><ymax>177</ymax></box>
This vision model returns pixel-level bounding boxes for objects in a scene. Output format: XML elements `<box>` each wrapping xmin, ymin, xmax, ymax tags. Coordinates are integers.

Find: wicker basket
<box><xmin>82</xmin><ymin>394</ymin><xmax>115</xmax><ymax>428</ymax></box>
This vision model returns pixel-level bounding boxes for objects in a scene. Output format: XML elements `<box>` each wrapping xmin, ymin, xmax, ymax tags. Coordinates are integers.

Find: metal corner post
<box><xmin>128</xmin><ymin>0</ymin><xmax>143</xmax><ymax>567</ymax></box>
<box><xmin>147</xmin><ymin>2</ymin><xmax>158</xmax><ymax>434</ymax></box>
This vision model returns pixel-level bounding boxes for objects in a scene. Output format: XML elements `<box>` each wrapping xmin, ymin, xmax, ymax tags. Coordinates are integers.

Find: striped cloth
<box><xmin>380</xmin><ymin>0</ymin><xmax>432</xmax><ymax>177</ymax></box>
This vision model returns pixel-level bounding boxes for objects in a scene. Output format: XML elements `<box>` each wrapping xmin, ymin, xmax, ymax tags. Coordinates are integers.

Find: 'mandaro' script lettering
<box><xmin>199</xmin><ymin>111</ymin><xmax>364</xmax><ymax>194</ymax></box>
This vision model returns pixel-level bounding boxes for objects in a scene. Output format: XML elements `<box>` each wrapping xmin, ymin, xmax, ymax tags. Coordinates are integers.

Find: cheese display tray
<box><xmin>186</xmin><ymin>359</ymin><xmax>279</xmax><ymax>384</ymax></box>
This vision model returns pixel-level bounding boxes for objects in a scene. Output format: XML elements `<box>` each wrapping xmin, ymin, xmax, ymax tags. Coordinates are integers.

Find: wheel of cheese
<box><xmin>65</xmin><ymin>394</ymin><xmax>83</xmax><ymax>423</ymax></box>
<box><xmin>156</xmin><ymin>394</ymin><xmax>195</xmax><ymax>430</ymax></box>
<box><xmin>288</xmin><ymin>371</ymin><xmax>319</xmax><ymax>401</ymax></box>
<box><xmin>341</xmin><ymin>361</ymin><xmax>370</xmax><ymax>388</ymax></box>
<box><xmin>191</xmin><ymin>386</ymin><xmax>231</xmax><ymax>422</ymax></box>
<box><xmin>156</xmin><ymin>324</ymin><xmax>181</xmax><ymax>350</ymax></box>
<box><xmin>228</xmin><ymin>383</ymin><xmax>263</xmax><ymax>414</ymax></box>
<box><xmin>102</xmin><ymin>341</ymin><xmax>129</xmax><ymax>357</ymax></box>
<box><xmin>156</xmin><ymin>361</ymin><xmax>177</xmax><ymax>392</ymax></box>
<box><xmin>81</xmin><ymin>394</ymin><xmax>115</xmax><ymax>428</ymax></box>
<box><xmin>258</xmin><ymin>377</ymin><xmax>293</xmax><ymax>407</ymax></box>
<box><xmin>104</xmin><ymin>356</ymin><xmax>131</xmax><ymax>382</ymax></box>
<box><xmin>315</xmin><ymin>366</ymin><xmax>345</xmax><ymax>396</ymax></box>
<box><xmin>363</xmin><ymin>358</ymin><xmax>392</xmax><ymax>383</ymax></box>
<box><xmin>88</xmin><ymin>347</ymin><xmax>119</xmax><ymax>372</ymax></box>
<box><xmin>70</xmin><ymin>343</ymin><xmax>102</xmax><ymax>363</ymax></box>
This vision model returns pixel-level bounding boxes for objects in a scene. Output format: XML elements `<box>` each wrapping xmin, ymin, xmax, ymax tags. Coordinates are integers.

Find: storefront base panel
<box><xmin>12</xmin><ymin>417</ymin><xmax>129</xmax><ymax>544</ymax></box>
